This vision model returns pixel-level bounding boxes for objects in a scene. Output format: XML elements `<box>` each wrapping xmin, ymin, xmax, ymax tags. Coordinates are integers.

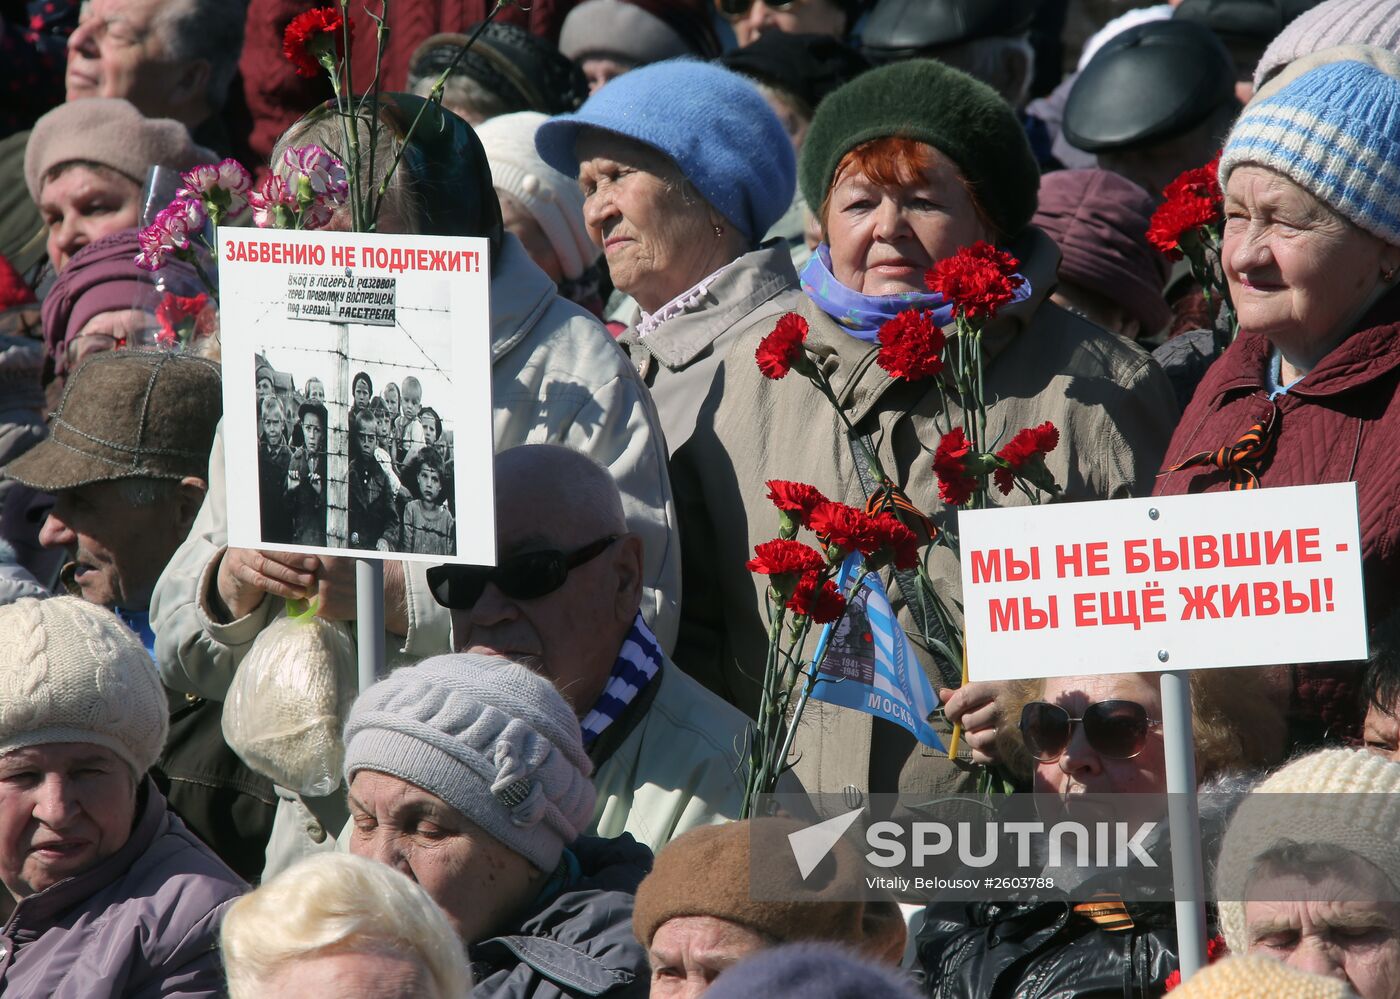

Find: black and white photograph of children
<box><xmin>252</xmin><ymin>342</ymin><xmax>457</xmax><ymax>558</ymax></box>
<box><xmin>220</xmin><ymin>230</ymin><xmax>494</xmax><ymax>566</ymax></box>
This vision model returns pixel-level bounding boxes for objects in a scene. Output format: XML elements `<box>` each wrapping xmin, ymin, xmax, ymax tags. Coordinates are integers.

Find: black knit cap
<box><xmin>1063</xmin><ymin>19</ymin><xmax>1235</xmax><ymax>153</ymax></box>
<box><xmin>798</xmin><ymin>59</ymin><xmax>1040</xmax><ymax>239</ymax></box>
<box><xmin>719</xmin><ymin>33</ymin><xmax>870</xmax><ymax>112</ymax></box>
<box><xmin>861</xmin><ymin>0</ymin><xmax>1038</xmax><ymax>62</ymax></box>
<box><xmin>373</xmin><ymin>93</ymin><xmax>504</xmax><ymax>256</ymax></box>
<box><xmin>408</xmin><ymin>24</ymin><xmax>587</xmax><ymax>116</ymax></box>
<box><xmin>291</xmin><ymin>94</ymin><xmax>504</xmax><ymax>258</ymax></box>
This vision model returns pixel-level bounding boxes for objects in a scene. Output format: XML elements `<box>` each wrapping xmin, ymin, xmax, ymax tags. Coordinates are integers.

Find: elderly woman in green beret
<box><xmin>673</xmin><ymin>59</ymin><xmax>1181</xmax><ymax>800</ymax></box>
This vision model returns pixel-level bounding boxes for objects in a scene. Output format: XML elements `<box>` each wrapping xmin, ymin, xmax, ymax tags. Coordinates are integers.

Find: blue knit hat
<box><xmin>535</xmin><ymin>59</ymin><xmax>796</xmax><ymax>242</ymax></box>
<box><xmin>1220</xmin><ymin>60</ymin><xmax>1400</xmax><ymax>246</ymax></box>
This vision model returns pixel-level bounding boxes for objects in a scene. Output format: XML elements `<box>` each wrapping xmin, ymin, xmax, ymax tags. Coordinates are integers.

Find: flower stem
<box><xmin>375</xmin><ymin>0</ymin><xmax>511</xmax><ymax>205</ymax></box>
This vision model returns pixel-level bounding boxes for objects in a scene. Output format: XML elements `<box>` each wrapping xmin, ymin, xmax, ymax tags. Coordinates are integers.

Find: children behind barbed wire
<box><xmin>397</xmin><ymin>445</ymin><xmax>455</xmax><ymax>556</ymax></box>
<box><xmin>394</xmin><ymin>375</ymin><xmax>424</xmax><ymax>463</ymax></box>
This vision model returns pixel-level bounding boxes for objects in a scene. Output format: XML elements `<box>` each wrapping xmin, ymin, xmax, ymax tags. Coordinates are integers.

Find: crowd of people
<box><xmin>3</xmin><ymin>0</ymin><xmax>1400</xmax><ymax>996</ymax></box>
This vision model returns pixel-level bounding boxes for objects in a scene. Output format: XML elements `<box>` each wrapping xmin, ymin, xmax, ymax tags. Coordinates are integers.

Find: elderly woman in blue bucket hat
<box><xmin>536</xmin><ymin>59</ymin><xmax>806</xmax><ymax>462</ymax></box>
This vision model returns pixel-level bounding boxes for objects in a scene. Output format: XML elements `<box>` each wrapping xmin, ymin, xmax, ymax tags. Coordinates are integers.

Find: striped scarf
<box><xmin>580</xmin><ymin>613</ymin><xmax>663</xmax><ymax>746</ymax></box>
<box><xmin>1164</xmin><ymin>405</ymin><xmax>1280</xmax><ymax>490</ymax></box>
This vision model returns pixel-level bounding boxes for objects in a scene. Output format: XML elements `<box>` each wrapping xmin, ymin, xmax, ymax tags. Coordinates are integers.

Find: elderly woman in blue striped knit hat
<box><xmin>1157</xmin><ymin>54</ymin><xmax>1400</xmax><ymax>741</ymax></box>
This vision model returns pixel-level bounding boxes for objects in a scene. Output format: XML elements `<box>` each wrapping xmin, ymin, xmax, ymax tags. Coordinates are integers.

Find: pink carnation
<box><xmin>282</xmin><ymin>144</ymin><xmax>349</xmax><ymax>202</ymax></box>
<box><xmin>134</xmin><ymin>199</ymin><xmax>208</xmax><ymax>270</ymax></box>
<box><xmin>176</xmin><ymin>158</ymin><xmax>254</xmax><ymax>223</ymax></box>
<box><xmin>248</xmin><ymin>174</ymin><xmax>297</xmax><ymax>229</ymax></box>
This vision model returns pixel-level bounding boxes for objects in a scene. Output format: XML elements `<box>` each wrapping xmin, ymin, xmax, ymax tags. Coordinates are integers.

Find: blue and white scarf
<box><xmin>799</xmin><ymin>243</ymin><xmax>1034</xmax><ymax>342</ymax></box>
<box><xmin>580</xmin><ymin>613</ymin><xmax>663</xmax><ymax>746</ymax></box>
<box><xmin>799</xmin><ymin>244</ymin><xmax>956</xmax><ymax>342</ymax></box>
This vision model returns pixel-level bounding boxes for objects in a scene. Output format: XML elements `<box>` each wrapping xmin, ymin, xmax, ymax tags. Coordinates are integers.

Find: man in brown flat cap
<box><xmin>3</xmin><ymin>349</ymin><xmax>275</xmax><ymax>882</ymax></box>
<box><xmin>7</xmin><ymin>350</ymin><xmax>219</xmax><ymax>614</ymax></box>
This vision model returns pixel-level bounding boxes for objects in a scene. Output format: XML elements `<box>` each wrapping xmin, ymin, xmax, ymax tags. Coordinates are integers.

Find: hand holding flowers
<box><xmin>745</xmin><ymin>241</ymin><xmax>1062</xmax><ymax>806</ymax></box>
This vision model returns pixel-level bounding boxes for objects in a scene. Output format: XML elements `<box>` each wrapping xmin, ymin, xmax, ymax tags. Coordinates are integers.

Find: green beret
<box><xmin>798</xmin><ymin>59</ymin><xmax>1040</xmax><ymax>239</ymax></box>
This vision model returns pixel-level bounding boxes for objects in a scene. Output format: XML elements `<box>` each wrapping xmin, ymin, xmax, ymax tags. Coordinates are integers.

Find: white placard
<box><xmin>957</xmin><ymin>483</ymin><xmax>1367</xmax><ymax>681</ymax></box>
<box><xmin>219</xmin><ymin>227</ymin><xmax>495</xmax><ymax>565</ymax></box>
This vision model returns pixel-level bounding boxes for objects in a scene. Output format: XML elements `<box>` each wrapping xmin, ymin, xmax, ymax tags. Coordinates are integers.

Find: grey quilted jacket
<box><xmin>0</xmin><ymin>780</ymin><xmax>246</xmax><ymax>998</ymax></box>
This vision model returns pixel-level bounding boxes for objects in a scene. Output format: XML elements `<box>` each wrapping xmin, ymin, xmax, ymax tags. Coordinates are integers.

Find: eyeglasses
<box><xmin>426</xmin><ymin>536</ymin><xmax>617</xmax><ymax>609</ymax></box>
<box><xmin>64</xmin><ymin>331</ymin><xmax>127</xmax><ymax>370</ymax></box>
<box><xmin>715</xmin><ymin>0</ymin><xmax>806</xmax><ymax>18</ymax></box>
<box><xmin>1019</xmin><ymin>700</ymin><xmax>1162</xmax><ymax>763</ymax></box>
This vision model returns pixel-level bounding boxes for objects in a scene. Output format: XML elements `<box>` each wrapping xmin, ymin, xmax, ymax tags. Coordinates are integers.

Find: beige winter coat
<box><xmin>671</xmin><ymin>225</ymin><xmax>1180</xmax><ymax>798</ymax></box>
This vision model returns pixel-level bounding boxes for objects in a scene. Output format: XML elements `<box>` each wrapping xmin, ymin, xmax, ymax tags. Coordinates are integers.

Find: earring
<box><xmin>713</xmin><ymin>224</ymin><xmax>724</xmax><ymax>237</ymax></box>
<box><xmin>1385</xmin><ymin>266</ymin><xmax>1398</xmax><ymax>283</ymax></box>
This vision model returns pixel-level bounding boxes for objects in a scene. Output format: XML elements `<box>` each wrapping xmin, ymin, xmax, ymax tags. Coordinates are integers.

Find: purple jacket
<box><xmin>0</xmin><ymin>779</ymin><xmax>247</xmax><ymax>998</ymax></box>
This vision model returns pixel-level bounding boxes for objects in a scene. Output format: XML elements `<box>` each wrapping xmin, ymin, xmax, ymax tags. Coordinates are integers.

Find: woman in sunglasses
<box><xmin>715</xmin><ymin>0</ymin><xmax>858</xmax><ymax>48</ymax></box>
<box><xmin>1018</xmin><ymin>671</ymin><xmax>1281</xmax><ymax>796</ymax></box>
<box><xmin>918</xmin><ymin>669</ymin><xmax>1284</xmax><ymax>998</ymax></box>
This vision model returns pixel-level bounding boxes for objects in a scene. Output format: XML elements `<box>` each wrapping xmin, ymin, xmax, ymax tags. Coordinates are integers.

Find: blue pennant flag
<box><xmin>809</xmin><ymin>554</ymin><xmax>944</xmax><ymax>749</ymax></box>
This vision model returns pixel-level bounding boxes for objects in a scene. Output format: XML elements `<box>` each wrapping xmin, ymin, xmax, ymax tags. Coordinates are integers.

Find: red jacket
<box><xmin>233</xmin><ymin>0</ymin><xmax>576</xmax><ymax>173</ymax></box>
<box><xmin>1155</xmin><ymin>290</ymin><xmax>1400</xmax><ymax>737</ymax></box>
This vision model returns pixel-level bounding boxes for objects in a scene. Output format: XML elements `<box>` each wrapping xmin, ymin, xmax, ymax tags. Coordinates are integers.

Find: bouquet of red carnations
<box><xmin>742</xmin><ymin>242</ymin><xmax>1062</xmax><ymax>814</ymax></box>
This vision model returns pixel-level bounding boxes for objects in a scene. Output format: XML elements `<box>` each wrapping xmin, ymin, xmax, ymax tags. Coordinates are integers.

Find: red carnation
<box><xmin>1146</xmin><ymin>194</ymin><xmax>1221</xmax><ymax>260</ymax></box>
<box><xmin>755</xmin><ymin>312</ymin><xmax>809</xmax><ymax>379</ymax></box>
<box><xmin>1163</xmin><ymin>151</ymin><xmax>1221</xmax><ymax>203</ymax></box>
<box><xmin>787</xmin><ymin>571</ymin><xmax>847</xmax><ymax>623</ymax></box>
<box><xmin>808</xmin><ymin>500</ymin><xmax>879</xmax><ymax>557</ymax></box>
<box><xmin>766</xmin><ymin>480</ymin><xmax>828</xmax><ymax>528</ymax></box>
<box><xmin>993</xmin><ymin>421</ymin><xmax>1060</xmax><ymax>495</ymax></box>
<box><xmin>284</xmin><ymin>7</ymin><xmax>347</xmax><ymax>78</ymax></box>
<box><xmin>925</xmin><ymin>242</ymin><xmax>1024</xmax><ymax>323</ymax></box>
<box><xmin>961</xmin><ymin>240</ymin><xmax>1021</xmax><ymax>276</ymax></box>
<box><xmin>155</xmin><ymin>292</ymin><xmax>210</xmax><ymax>348</ymax></box>
<box><xmin>932</xmin><ymin>427</ymin><xmax>979</xmax><ymax>507</ymax></box>
<box><xmin>746</xmin><ymin>538</ymin><xmax>825</xmax><ymax>577</ymax></box>
<box><xmin>1148</xmin><ymin>152</ymin><xmax>1223</xmax><ymax>259</ymax></box>
<box><xmin>876</xmin><ymin>308</ymin><xmax>945</xmax><ymax>382</ymax></box>
<box><xmin>869</xmin><ymin>512</ymin><xmax>920</xmax><ymax>571</ymax></box>
<box><xmin>1163</xmin><ymin>934</ymin><xmax>1226</xmax><ymax>991</ymax></box>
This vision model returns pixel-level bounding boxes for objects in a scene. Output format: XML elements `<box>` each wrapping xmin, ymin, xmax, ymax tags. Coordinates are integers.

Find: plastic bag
<box><xmin>221</xmin><ymin>606</ymin><xmax>358</xmax><ymax>797</ymax></box>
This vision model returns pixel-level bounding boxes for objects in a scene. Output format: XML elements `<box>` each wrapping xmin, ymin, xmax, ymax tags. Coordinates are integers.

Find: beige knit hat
<box><xmin>1254</xmin><ymin>0</ymin><xmax>1400</xmax><ymax>89</ymax></box>
<box><xmin>1215</xmin><ymin>748</ymin><xmax>1400</xmax><ymax>953</ymax></box>
<box><xmin>24</xmin><ymin>97</ymin><xmax>213</xmax><ymax>202</ymax></box>
<box><xmin>0</xmin><ymin>596</ymin><xmax>168</xmax><ymax>777</ymax></box>
<box><xmin>477</xmin><ymin>112</ymin><xmax>598</xmax><ymax>281</ymax></box>
<box><xmin>1172</xmin><ymin>954</ymin><xmax>1357</xmax><ymax>998</ymax></box>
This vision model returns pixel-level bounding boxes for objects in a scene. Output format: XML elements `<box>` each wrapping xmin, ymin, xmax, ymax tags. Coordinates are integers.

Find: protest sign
<box><xmin>959</xmin><ymin>484</ymin><xmax>1369</xmax><ymax>979</ymax></box>
<box><xmin>957</xmin><ymin>483</ymin><xmax>1367</xmax><ymax>681</ymax></box>
<box><xmin>219</xmin><ymin>228</ymin><xmax>494</xmax><ymax>565</ymax></box>
<box><xmin>810</xmin><ymin>554</ymin><xmax>944</xmax><ymax>749</ymax></box>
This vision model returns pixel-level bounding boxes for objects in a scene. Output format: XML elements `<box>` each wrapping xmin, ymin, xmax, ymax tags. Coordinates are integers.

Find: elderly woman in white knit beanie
<box><xmin>478</xmin><ymin>112</ymin><xmax>607</xmax><ymax>318</ymax></box>
<box><xmin>1216</xmin><ymin>748</ymin><xmax>1400</xmax><ymax>999</ymax></box>
<box><xmin>0</xmin><ymin>596</ymin><xmax>245</xmax><ymax>998</ymax></box>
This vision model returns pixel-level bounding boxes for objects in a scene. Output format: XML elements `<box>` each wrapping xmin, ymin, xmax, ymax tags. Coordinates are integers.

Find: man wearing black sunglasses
<box><xmin>429</xmin><ymin>444</ymin><xmax>752</xmax><ymax>853</ymax></box>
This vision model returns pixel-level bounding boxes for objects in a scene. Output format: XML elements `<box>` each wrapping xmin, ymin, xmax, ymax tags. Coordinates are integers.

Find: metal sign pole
<box><xmin>357</xmin><ymin>559</ymin><xmax>385</xmax><ymax>692</ymax></box>
<box><xmin>1161</xmin><ymin>668</ymin><xmax>1207</xmax><ymax>980</ymax></box>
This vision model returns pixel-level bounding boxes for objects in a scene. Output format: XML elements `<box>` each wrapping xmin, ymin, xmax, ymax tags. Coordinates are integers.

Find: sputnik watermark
<box><xmin>787</xmin><ymin>808</ymin><xmax>1156</xmax><ymax>881</ymax></box>
<box><xmin>757</xmin><ymin>792</ymin><xmax>1400</xmax><ymax>904</ymax></box>
<box><xmin>865</xmin><ymin>820</ymin><xmax>1157</xmax><ymax>869</ymax></box>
